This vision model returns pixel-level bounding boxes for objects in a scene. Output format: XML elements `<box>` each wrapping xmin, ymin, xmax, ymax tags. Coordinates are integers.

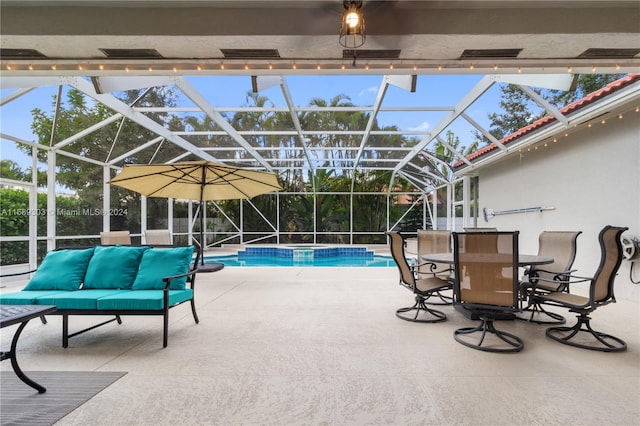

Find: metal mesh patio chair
<box><xmin>417</xmin><ymin>229</ymin><xmax>453</xmax><ymax>305</ymax></box>
<box><xmin>533</xmin><ymin>225</ymin><xmax>628</xmax><ymax>352</ymax></box>
<box><xmin>387</xmin><ymin>231</ymin><xmax>452</xmax><ymax>323</ymax></box>
<box><xmin>519</xmin><ymin>231</ymin><xmax>582</xmax><ymax>324</ymax></box>
<box><xmin>100</xmin><ymin>231</ymin><xmax>131</xmax><ymax>245</ymax></box>
<box><xmin>463</xmin><ymin>227</ymin><xmax>497</xmax><ymax>231</ymax></box>
<box><xmin>144</xmin><ymin>229</ymin><xmax>173</xmax><ymax>245</ymax></box>
<box><xmin>452</xmin><ymin>231</ymin><xmax>524</xmax><ymax>353</ymax></box>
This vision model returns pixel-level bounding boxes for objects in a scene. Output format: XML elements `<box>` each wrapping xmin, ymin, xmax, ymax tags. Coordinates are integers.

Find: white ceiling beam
<box><xmin>134</xmin><ymin>106</ymin><xmax>452</xmax><ymax>113</ymax></box>
<box><xmin>435</xmin><ymin>135</ymin><xmax>473</xmax><ymax>167</ymax></box>
<box><xmin>0</xmin><ymin>77</ymin><xmax>62</xmax><ymax>90</ymax></box>
<box><xmin>172</xmin><ymin>76</ymin><xmax>273</xmax><ymax>171</ymax></box>
<box><xmin>279</xmin><ymin>77</ymin><xmax>315</xmax><ymax>177</ymax></box>
<box><xmin>387</xmin><ymin>75</ymin><xmax>417</xmax><ymax>93</ymax></box>
<box><xmin>56</xmin><ymin>148</ymin><xmax>109</xmax><ymax>167</ymax></box>
<box><xmin>108</xmin><ymin>136</ymin><xmax>164</xmax><ymax>165</ymax></box>
<box><xmin>167</xmin><ymin>152</ymin><xmax>192</xmax><ymax>164</ymax></box>
<box><xmin>1</xmin><ymin>133</ymin><xmax>47</xmax><ymax>150</ymax></box>
<box><xmin>406</xmin><ymin>161</ymin><xmax>448</xmax><ymax>184</ymax></box>
<box><xmin>461</xmin><ymin>112</ymin><xmax>506</xmax><ymax>152</ymax></box>
<box><xmin>393</xmin><ymin>75</ymin><xmax>495</xmax><ymax>173</ymax></box>
<box><xmin>397</xmin><ymin>170</ymin><xmax>434</xmax><ymax>192</ymax></box>
<box><xmin>90</xmin><ymin>76</ymin><xmax>175</xmax><ymax>94</ymax></box>
<box><xmin>0</xmin><ymin>87</ymin><xmax>36</xmax><ymax>107</ymax></box>
<box><xmin>201</xmin><ymin>145</ymin><xmax>415</xmax><ymax>151</ymax></box>
<box><xmin>372</xmin><ymin>156</ymin><xmax>415</xmax><ymax>162</ymax></box>
<box><xmin>491</xmin><ymin>74</ymin><xmax>576</xmax><ymax>91</ymax></box>
<box><xmin>416</xmin><ymin>150</ymin><xmax>454</xmax><ymax>172</ymax></box>
<box><xmin>171</xmin><ymin>130</ymin><xmax>431</xmax><ymax>136</ymax></box>
<box><xmin>54</xmin><ymin>114</ymin><xmax>123</xmax><ymax>149</ymax></box>
<box><xmin>351</xmin><ymin>77</ymin><xmax>390</xmax><ymax>174</ymax></box>
<box><xmin>251</xmin><ymin>75</ymin><xmax>281</xmax><ymax>93</ymax></box>
<box><xmin>65</xmin><ymin>77</ymin><xmax>217</xmax><ymax>162</ymax></box>
<box><xmin>516</xmin><ymin>84</ymin><xmax>569</xmax><ymax>126</ymax></box>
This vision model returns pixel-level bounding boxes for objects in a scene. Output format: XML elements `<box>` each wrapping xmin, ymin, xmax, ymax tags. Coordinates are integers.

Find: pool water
<box><xmin>204</xmin><ymin>254</ymin><xmax>396</xmax><ymax>267</ymax></box>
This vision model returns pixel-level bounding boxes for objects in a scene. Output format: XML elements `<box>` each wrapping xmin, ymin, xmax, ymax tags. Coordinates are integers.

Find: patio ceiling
<box><xmin>1</xmin><ymin>0</ymin><xmax>639</xmax><ymax>194</ymax></box>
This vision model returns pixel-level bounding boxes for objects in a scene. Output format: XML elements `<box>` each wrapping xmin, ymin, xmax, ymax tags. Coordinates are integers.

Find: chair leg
<box><xmin>517</xmin><ymin>301</ymin><xmax>566</xmax><ymax>325</ymax></box>
<box><xmin>454</xmin><ymin>316</ymin><xmax>523</xmax><ymax>353</ymax></box>
<box><xmin>190</xmin><ymin>298</ymin><xmax>200</xmax><ymax>324</ymax></box>
<box><xmin>423</xmin><ymin>289</ymin><xmax>453</xmax><ymax>306</ymax></box>
<box><xmin>546</xmin><ymin>312</ymin><xmax>627</xmax><ymax>352</ymax></box>
<box><xmin>396</xmin><ymin>295</ymin><xmax>447</xmax><ymax>323</ymax></box>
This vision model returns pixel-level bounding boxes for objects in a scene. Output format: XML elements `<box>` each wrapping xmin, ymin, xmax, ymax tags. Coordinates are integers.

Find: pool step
<box><xmin>293</xmin><ymin>248</ymin><xmax>314</xmax><ymax>261</ymax></box>
<box><xmin>238</xmin><ymin>246</ymin><xmax>375</xmax><ymax>259</ymax></box>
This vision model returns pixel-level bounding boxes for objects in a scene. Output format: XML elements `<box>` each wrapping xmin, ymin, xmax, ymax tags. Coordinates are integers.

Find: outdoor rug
<box><xmin>1</xmin><ymin>371</ymin><xmax>126</xmax><ymax>426</ymax></box>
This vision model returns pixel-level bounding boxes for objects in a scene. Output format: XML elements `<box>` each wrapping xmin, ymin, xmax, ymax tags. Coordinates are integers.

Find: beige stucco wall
<box><xmin>472</xmin><ymin>109</ymin><xmax>639</xmax><ymax>301</ymax></box>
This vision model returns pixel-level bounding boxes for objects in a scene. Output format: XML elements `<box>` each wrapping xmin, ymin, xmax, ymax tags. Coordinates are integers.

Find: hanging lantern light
<box><xmin>339</xmin><ymin>1</ymin><xmax>366</xmax><ymax>49</ymax></box>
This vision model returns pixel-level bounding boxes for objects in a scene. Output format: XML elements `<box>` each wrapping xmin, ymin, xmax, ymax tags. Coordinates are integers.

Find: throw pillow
<box><xmin>24</xmin><ymin>248</ymin><xmax>95</xmax><ymax>291</ymax></box>
<box><xmin>132</xmin><ymin>246</ymin><xmax>194</xmax><ymax>290</ymax></box>
<box><xmin>83</xmin><ymin>245</ymin><xmax>148</xmax><ymax>289</ymax></box>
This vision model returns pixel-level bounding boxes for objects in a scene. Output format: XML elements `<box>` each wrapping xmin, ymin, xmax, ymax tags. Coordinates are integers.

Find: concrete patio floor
<box><xmin>1</xmin><ymin>265</ymin><xmax>639</xmax><ymax>425</ymax></box>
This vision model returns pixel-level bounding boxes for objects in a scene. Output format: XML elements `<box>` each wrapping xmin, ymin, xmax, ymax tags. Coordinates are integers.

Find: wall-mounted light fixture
<box><xmin>339</xmin><ymin>1</ymin><xmax>366</xmax><ymax>49</ymax></box>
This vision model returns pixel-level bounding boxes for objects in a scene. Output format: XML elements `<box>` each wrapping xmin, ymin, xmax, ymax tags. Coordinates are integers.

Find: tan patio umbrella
<box><xmin>109</xmin><ymin>161</ymin><xmax>281</xmax><ymax>264</ymax></box>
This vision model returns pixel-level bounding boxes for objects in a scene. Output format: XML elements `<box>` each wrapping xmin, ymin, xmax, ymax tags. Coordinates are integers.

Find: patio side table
<box><xmin>195</xmin><ymin>262</ymin><xmax>225</xmax><ymax>273</ymax></box>
<box><xmin>1</xmin><ymin>304</ymin><xmax>57</xmax><ymax>393</ymax></box>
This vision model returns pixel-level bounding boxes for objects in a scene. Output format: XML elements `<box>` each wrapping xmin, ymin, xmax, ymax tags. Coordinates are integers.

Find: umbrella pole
<box><xmin>199</xmin><ymin>167</ymin><xmax>206</xmax><ymax>265</ymax></box>
<box><xmin>199</xmin><ymin>201</ymin><xmax>205</xmax><ymax>265</ymax></box>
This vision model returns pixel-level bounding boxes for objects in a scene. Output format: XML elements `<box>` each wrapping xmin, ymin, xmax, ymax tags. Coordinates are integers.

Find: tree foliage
<box><xmin>0</xmin><ymin>188</ymin><xmax>101</xmax><ymax>264</ymax></box>
<box><xmin>486</xmin><ymin>84</ymin><xmax>537</xmax><ymax>140</ymax></box>
<box><xmin>0</xmin><ymin>160</ymin><xmax>29</xmax><ymax>181</ymax></box>
<box><xmin>542</xmin><ymin>74</ymin><xmax>625</xmax><ymax>109</ymax></box>
<box><xmin>475</xmin><ymin>74</ymin><xmax>626</xmax><ymax>145</ymax></box>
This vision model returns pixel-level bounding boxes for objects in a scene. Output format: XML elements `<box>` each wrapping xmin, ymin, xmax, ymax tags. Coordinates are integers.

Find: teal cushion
<box><xmin>23</xmin><ymin>248</ymin><xmax>94</xmax><ymax>291</ymax></box>
<box><xmin>0</xmin><ymin>290</ymin><xmax>70</xmax><ymax>304</ymax></box>
<box><xmin>36</xmin><ymin>289</ymin><xmax>128</xmax><ymax>310</ymax></box>
<box><xmin>96</xmin><ymin>289</ymin><xmax>193</xmax><ymax>310</ymax></box>
<box><xmin>83</xmin><ymin>246</ymin><xmax>148</xmax><ymax>290</ymax></box>
<box><xmin>132</xmin><ymin>246</ymin><xmax>194</xmax><ymax>290</ymax></box>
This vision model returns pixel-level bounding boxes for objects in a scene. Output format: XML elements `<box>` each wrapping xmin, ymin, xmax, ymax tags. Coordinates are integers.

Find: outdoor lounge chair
<box><xmin>387</xmin><ymin>231</ymin><xmax>452</xmax><ymax>323</ymax></box>
<box><xmin>532</xmin><ymin>225</ymin><xmax>628</xmax><ymax>352</ymax></box>
<box><xmin>519</xmin><ymin>231</ymin><xmax>582</xmax><ymax>324</ymax></box>
<box><xmin>452</xmin><ymin>231</ymin><xmax>524</xmax><ymax>353</ymax></box>
<box><xmin>100</xmin><ymin>230</ymin><xmax>131</xmax><ymax>245</ymax></box>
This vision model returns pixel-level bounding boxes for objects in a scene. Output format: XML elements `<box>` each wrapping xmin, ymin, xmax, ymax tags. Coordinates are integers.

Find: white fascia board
<box><xmin>491</xmin><ymin>74</ymin><xmax>575</xmax><ymax>91</ymax></box>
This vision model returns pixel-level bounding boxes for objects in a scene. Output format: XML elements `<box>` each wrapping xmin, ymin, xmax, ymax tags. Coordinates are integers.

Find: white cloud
<box><xmin>358</xmin><ymin>86</ymin><xmax>378</xmax><ymax>97</ymax></box>
<box><xmin>407</xmin><ymin>121</ymin><xmax>431</xmax><ymax>132</ymax></box>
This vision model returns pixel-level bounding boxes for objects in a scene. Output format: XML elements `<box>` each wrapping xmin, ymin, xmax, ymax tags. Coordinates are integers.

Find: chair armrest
<box><xmin>162</xmin><ymin>269</ymin><xmax>198</xmax><ymax>290</ymax></box>
<box><xmin>525</xmin><ymin>273</ymin><xmax>592</xmax><ymax>291</ymax></box>
<box><xmin>413</xmin><ymin>263</ymin><xmax>453</xmax><ymax>283</ymax></box>
<box><xmin>415</xmin><ymin>268</ymin><xmax>453</xmax><ymax>278</ymax></box>
<box><xmin>413</xmin><ymin>261</ymin><xmax>452</xmax><ymax>275</ymax></box>
<box><xmin>528</xmin><ymin>268</ymin><xmax>578</xmax><ymax>282</ymax></box>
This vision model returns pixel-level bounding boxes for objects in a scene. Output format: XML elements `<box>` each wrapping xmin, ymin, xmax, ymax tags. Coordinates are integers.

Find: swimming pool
<box><xmin>203</xmin><ymin>245</ymin><xmax>396</xmax><ymax>267</ymax></box>
<box><xmin>204</xmin><ymin>254</ymin><xmax>395</xmax><ymax>267</ymax></box>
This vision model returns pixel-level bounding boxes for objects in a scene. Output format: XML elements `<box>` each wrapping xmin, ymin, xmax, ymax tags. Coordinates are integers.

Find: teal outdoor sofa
<box><xmin>0</xmin><ymin>245</ymin><xmax>199</xmax><ymax>348</ymax></box>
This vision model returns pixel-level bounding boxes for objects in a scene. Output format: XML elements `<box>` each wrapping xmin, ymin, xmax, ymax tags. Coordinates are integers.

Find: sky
<box><xmin>0</xmin><ymin>74</ymin><xmax>504</xmax><ymax>172</ymax></box>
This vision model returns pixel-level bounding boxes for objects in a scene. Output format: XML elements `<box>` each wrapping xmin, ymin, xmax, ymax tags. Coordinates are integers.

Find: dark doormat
<box><xmin>1</xmin><ymin>371</ymin><xmax>126</xmax><ymax>426</ymax></box>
